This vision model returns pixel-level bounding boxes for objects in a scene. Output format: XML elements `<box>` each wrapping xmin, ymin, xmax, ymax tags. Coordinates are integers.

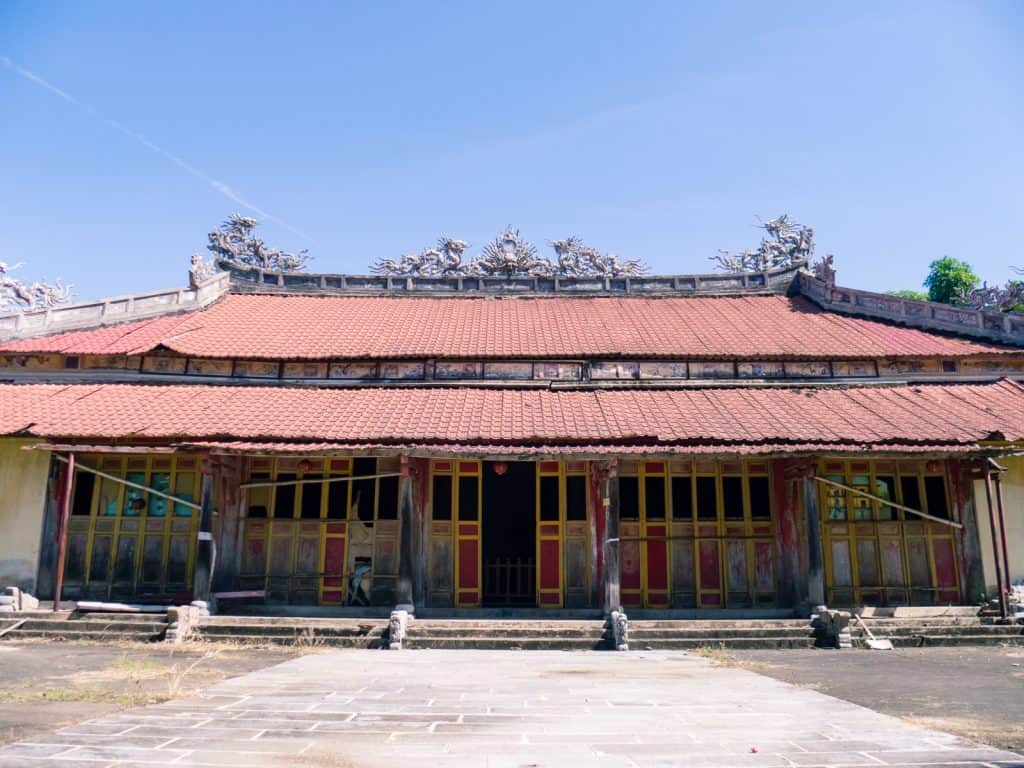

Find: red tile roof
<box><xmin>3</xmin><ymin>380</ymin><xmax>1022</xmax><ymax>454</ymax></box>
<box><xmin>0</xmin><ymin>293</ymin><xmax>1015</xmax><ymax>360</ymax></box>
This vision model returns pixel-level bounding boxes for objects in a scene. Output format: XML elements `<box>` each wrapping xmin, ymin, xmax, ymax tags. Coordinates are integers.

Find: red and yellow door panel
<box><xmin>454</xmin><ymin>461</ymin><xmax>482</xmax><ymax>607</ymax></box>
<box><xmin>537</xmin><ymin>522</ymin><xmax>562</xmax><ymax>606</ymax></box>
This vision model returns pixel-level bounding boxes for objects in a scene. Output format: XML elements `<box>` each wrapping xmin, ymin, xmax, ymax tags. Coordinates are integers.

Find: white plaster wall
<box><xmin>0</xmin><ymin>439</ymin><xmax>51</xmax><ymax>591</ymax></box>
<box><xmin>973</xmin><ymin>454</ymin><xmax>1024</xmax><ymax>593</ymax></box>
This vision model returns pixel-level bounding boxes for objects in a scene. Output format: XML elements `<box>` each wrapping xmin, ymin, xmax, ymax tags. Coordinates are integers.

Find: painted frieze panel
<box><xmin>958</xmin><ymin>357</ymin><xmax>1024</xmax><ymax>375</ymax></box>
<box><xmin>877</xmin><ymin>358</ymin><xmax>943</xmax><ymax>376</ymax></box>
<box><xmin>81</xmin><ymin>355</ymin><xmax>134</xmax><ymax>370</ymax></box>
<box><xmin>434</xmin><ymin>361</ymin><xmax>483</xmax><ymax>380</ymax></box>
<box><xmin>785</xmin><ymin>361</ymin><xmax>831</xmax><ymax>378</ymax></box>
<box><xmin>233</xmin><ymin>360</ymin><xmax>281</xmax><ymax>379</ymax></box>
<box><xmin>736</xmin><ymin>361</ymin><xmax>785</xmax><ymax>379</ymax></box>
<box><xmin>329</xmin><ymin>362</ymin><xmax>378</xmax><ymax>379</ymax></box>
<box><xmin>187</xmin><ymin>358</ymin><xmax>234</xmax><ymax>377</ymax></box>
<box><xmin>591</xmin><ymin>361</ymin><xmax>640</xmax><ymax>380</ymax></box>
<box><xmin>142</xmin><ymin>354</ymin><xmax>187</xmax><ymax>375</ymax></box>
<box><xmin>832</xmin><ymin>360</ymin><xmax>877</xmax><ymax>378</ymax></box>
<box><xmin>482</xmin><ymin>361</ymin><xmax>533</xmax><ymax>380</ymax></box>
<box><xmin>689</xmin><ymin>361</ymin><xmax>735</xmax><ymax>379</ymax></box>
<box><xmin>0</xmin><ymin>353</ymin><xmax>63</xmax><ymax>370</ymax></box>
<box><xmin>283</xmin><ymin>362</ymin><xmax>329</xmax><ymax>379</ymax></box>
<box><xmin>533</xmin><ymin>362</ymin><xmax>583</xmax><ymax>380</ymax></box>
<box><xmin>379</xmin><ymin>361</ymin><xmax>426</xmax><ymax>380</ymax></box>
<box><xmin>638</xmin><ymin>361</ymin><xmax>688</xmax><ymax>379</ymax></box>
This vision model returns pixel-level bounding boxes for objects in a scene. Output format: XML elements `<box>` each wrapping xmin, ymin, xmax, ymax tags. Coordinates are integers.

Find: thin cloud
<box><xmin>1</xmin><ymin>55</ymin><xmax>313</xmax><ymax>243</ymax></box>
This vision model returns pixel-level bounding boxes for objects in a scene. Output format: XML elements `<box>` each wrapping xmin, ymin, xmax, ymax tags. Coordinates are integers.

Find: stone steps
<box><xmin>853</xmin><ymin>624</ymin><xmax>1024</xmax><ymax>638</ymax></box>
<box><xmin>403</xmin><ymin>619</ymin><xmax>611</xmax><ymax>651</ymax></box>
<box><xmin>0</xmin><ymin>611</ymin><xmax>168</xmax><ymax>642</ymax></box>
<box><xmin>886</xmin><ymin>633</ymin><xmax>1024</xmax><ymax>648</ymax></box>
<box><xmin>192</xmin><ymin>616</ymin><xmax>389</xmax><ymax>647</ymax></box>
<box><xmin>629</xmin><ymin>619</ymin><xmax>809</xmax><ymax>630</ymax></box>
<box><xmin>403</xmin><ymin>635</ymin><xmax>611</xmax><ymax>651</ymax></box>
<box><xmin>192</xmin><ymin>631</ymin><xmax>389</xmax><ymax>648</ymax></box>
<box><xmin>630</xmin><ymin>627</ymin><xmax>814</xmax><ymax>640</ymax></box>
<box><xmin>633</xmin><ymin>636</ymin><xmax>816</xmax><ymax>650</ymax></box>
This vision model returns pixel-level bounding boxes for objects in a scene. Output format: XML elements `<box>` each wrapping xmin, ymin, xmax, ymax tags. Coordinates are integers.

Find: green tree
<box><xmin>887</xmin><ymin>289</ymin><xmax>928</xmax><ymax>301</ymax></box>
<box><xmin>923</xmin><ymin>257</ymin><xmax>978</xmax><ymax>304</ymax></box>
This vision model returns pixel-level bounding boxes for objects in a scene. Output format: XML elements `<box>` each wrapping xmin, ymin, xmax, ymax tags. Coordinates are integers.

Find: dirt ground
<box><xmin>0</xmin><ymin>640</ymin><xmax>305</xmax><ymax>746</ymax></box>
<box><xmin>731</xmin><ymin>645</ymin><xmax>1024</xmax><ymax>754</ymax></box>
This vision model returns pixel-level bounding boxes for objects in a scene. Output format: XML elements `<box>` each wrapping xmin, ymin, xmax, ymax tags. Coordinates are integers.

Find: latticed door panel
<box><xmin>64</xmin><ymin>455</ymin><xmax>200</xmax><ymax>600</ymax></box>
<box><xmin>820</xmin><ymin>460</ymin><xmax>960</xmax><ymax>607</ymax></box>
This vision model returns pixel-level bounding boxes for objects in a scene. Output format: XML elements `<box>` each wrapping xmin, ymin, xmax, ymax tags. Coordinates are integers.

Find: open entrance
<box><xmin>482</xmin><ymin>461</ymin><xmax>537</xmax><ymax>606</ymax></box>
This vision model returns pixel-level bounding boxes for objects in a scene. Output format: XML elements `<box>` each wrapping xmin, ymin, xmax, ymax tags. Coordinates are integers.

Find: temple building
<box><xmin>0</xmin><ymin>250</ymin><xmax>1022</xmax><ymax>620</ymax></box>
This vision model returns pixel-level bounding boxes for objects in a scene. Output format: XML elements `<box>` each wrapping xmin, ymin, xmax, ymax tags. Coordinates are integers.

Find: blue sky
<box><xmin>1</xmin><ymin>1</ymin><xmax>1022</xmax><ymax>301</ymax></box>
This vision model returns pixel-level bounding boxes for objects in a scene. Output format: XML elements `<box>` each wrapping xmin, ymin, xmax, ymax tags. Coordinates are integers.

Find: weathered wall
<box><xmin>0</xmin><ymin>439</ymin><xmax>52</xmax><ymax>592</ymax></box>
<box><xmin>974</xmin><ymin>455</ymin><xmax>1024</xmax><ymax>591</ymax></box>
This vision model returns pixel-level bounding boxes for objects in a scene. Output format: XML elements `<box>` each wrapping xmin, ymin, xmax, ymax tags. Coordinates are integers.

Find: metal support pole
<box><xmin>53</xmin><ymin>452</ymin><xmax>74</xmax><ymax>613</ymax></box>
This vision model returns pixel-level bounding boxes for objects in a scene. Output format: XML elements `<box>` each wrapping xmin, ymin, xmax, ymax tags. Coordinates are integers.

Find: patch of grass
<box><xmin>0</xmin><ymin>686</ymin><xmax>167</xmax><ymax>707</ymax></box>
<box><xmin>690</xmin><ymin>643</ymin><xmax>739</xmax><ymax>666</ymax></box>
<box><xmin>109</xmin><ymin>657</ymin><xmax>164</xmax><ymax>674</ymax></box>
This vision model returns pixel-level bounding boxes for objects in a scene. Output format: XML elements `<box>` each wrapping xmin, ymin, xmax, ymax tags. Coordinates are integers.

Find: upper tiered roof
<box><xmin>0</xmin><ymin>260</ymin><xmax>1021</xmax><ymax>360</ymax></box>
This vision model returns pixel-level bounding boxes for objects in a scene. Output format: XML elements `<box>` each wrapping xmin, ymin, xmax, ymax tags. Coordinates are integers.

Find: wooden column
<box><xmin>192</xmin><ymin>464</ymin><xmax>215</xmax><ymax>604</ymax></box>
<box><xmin>803</xmin><ymin>475</ymin><xmax>825</xmax><ymax>608</ymax></box>
<box><xmin>772</xmin><ymin>459</ymin><xmax>808</xmax><ymax>609</ymax></box>
<box><xmin>211</xmin><ymin>455</ymin><xmax>245</xmax><ymax>594</ymax></box>
<box><xmin>396</xmin><ymin>455</ymin><xmax>416</xmax><ymax>610</ymax></box>
<box><xmin>949</xmin><ymin>459</ymin><xmax>985</xmax><ymax>604</ymax></box>
<box><xmin>52</xmin><ymin>453</ymin><xmax>74</xmax><ymax>612</ymax></box>
<box><xmin>602</xmin><ymin>460</ymin><xmax>621</xmax><ymax>614</ymax></box>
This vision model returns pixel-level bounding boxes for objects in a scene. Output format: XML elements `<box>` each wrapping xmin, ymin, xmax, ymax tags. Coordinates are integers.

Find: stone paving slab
<box><xmin>0</xmin><ymin>649</ymin><xmax>1020</xmax><ymax>767</ymax></box>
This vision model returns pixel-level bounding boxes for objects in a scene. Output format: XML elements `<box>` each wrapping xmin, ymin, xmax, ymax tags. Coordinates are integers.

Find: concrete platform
<box><xmin>0</xmin><ymin>649</ymin><xmax>1020</xmax><ymax>767</ymax></box>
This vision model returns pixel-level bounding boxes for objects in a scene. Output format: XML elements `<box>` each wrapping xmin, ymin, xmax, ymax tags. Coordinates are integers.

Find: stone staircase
<box><xmin>849</xmin><ymin>616</ymin><xmax>1024</xmax><ymax>648</ymax></box>
<box><xmin>3</xmin><ymin>606</ymin><xmax>1019</xmax><ymax>650</ymax></box>
<box><xmin>627</xmin><ymin>613</ymin><xmax>1024</xmax><ymax>651</ymax></box>
<box><xmin>0</xmin><ymin>610</ymin><xmax>169</xmax><ymax>642</ymax></box>
<box><xmin>191</xmin><ymin>615</ymin><xmax>390</xmax><ymax>648</ymax></box>
<box><xmin>629</xmin><ymin>619</ymin><xmax>815</xmax><ymax>650</ymax></box>
<box><xmin>402</xmin><ymin>619</ymin><xmax>612</xmax><ymax>650</ymax></box>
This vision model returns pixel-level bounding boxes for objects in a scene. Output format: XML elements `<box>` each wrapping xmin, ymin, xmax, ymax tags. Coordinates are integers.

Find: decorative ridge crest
<box><xmin>371</xmin><ymin>226</ymin><xmax>648</xmax><ymax>278</ymax></box>
<box><xmin>1</xmin><ymin>261</ymin><xmax>72</xmax><ymax>312</ymax></box>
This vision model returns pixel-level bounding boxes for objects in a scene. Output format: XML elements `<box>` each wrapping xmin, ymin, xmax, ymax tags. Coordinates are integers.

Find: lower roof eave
<box><xmin>169</xmin><ymin>439</ymin><xmax>1005</xmax><ymax>461</ymax></box>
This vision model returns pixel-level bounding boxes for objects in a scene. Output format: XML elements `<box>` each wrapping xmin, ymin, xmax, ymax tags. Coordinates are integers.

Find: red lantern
<box><xmin>925</xmin><ymin>460</ymin><xmax>941</xmax><ymax>473</ymax></box>
<box><xmin>297</xmin><ymin>459</ymin><xmax>313</xmax><ymax>474</ymax></box>
<box><xmin>492</xmin><ymin>461</ymin><xmax>508</xmax><ymax>476</ymax></box>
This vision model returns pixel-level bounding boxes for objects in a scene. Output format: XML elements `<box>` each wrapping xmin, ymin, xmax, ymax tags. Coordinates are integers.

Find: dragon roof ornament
<box><xmin>1</xmin><ymin>261</ymin><xmax>72</xmax><ymax>312</ymax></box>
<box><xmin>711</xmin><ymin>215</ymin><xmax>815</xmax><ymax>273</ymax></box>
<box><xmin>372</xmin><ymin>226</ymin><xmax>648</xmax><ymax>278</ymax></box>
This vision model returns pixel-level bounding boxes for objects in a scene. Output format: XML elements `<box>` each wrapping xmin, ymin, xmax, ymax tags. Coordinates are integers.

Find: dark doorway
<box><xmin>482</xmin><ymin>461</ymin><xmax>536</xmax><ymax>606</ymax></box>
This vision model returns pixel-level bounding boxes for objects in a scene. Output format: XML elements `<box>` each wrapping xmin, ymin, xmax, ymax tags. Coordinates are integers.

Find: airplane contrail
<box><xmin>1</xmin><ymin>55</ymin><xmax>314</xmax><ymax>243</ymax></box>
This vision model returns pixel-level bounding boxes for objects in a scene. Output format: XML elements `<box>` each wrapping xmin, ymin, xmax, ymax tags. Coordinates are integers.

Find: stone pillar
<box><xmin>192</xmin><ymin>463</ymin><xmax>215</xmax><ymax>604</ymax></box>
<box><xmin>396</xmin><ymin>455</ymin><xmax>416</xmax><ymax>611</ymax></box>
<box><xmin>803</xmin><ymin>475</ymin><xmax>825</xmax><ymax>608</ymax></box>
<box><xmin>603</xmin><ymin>460</ymin><xmax>621</xmax><ymax>615</ymax></box>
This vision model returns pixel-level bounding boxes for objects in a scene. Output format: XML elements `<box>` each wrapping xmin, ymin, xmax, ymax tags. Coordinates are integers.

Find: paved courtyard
<box><xmin>0</xmin><ymin>649</ymin><xmax>1020</xmax><ymax>768</ymax></box>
